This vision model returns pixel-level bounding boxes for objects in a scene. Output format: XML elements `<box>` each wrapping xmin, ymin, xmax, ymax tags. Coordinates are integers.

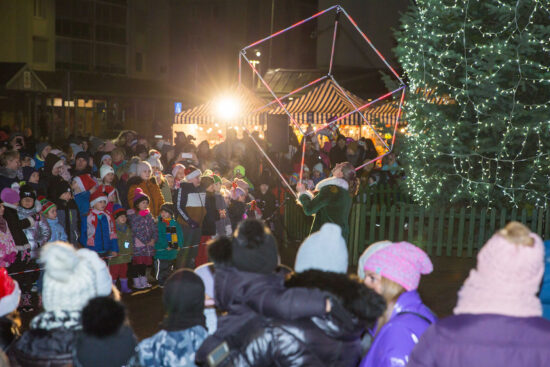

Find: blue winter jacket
<box><xmin>47</xmin><ymin>218</ymin><xmax>68</xmax><ymax>242</ymax></box>
<box><xmin>540</xmin><ymin>240</ymin><xmax>550</xmax><ymax>320</ymax></box>
<box><xmin>137</xmin><ymin>325</ymin><xmax>208</xmax><ymax>367</ymax></box>
<box><xmin>87</xmin><ymin>213</ymin><xmax>118</xmax><ymax>254</ymax></box>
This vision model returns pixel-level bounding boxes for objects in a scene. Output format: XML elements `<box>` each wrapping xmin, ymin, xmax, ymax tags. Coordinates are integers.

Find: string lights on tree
<box><xmin>395</xmin><ymin>0</ymin><xmax>550</xmax><ymax>208</ymax></box>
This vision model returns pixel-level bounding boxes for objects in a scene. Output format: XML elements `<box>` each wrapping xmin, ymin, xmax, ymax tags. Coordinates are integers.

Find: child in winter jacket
<box><xmin>85</xmin><ymin>189</ymin><xmax>118</xmax><ymax>256</ymax></box>
<box><xmin>127</xmin><ymin>188</ymin><xmax>158</xmax><ymax>289</ymax></box>
<box><xmin>99</xmin><ymin>164</ymin><xmax>121</xmax><ymax>213</ymax></box>
<box><xmin>154</xmin><ymin>203</ymin><xmax>184</xmax><ymax>286</ymax></box>
<box><xmin>212</xmin><ymin>175</ymin><xmax>232</xmax><ymax>237</ymax></box>
<box><xmin>17</xmin><ymin>185</ymin><xmax>50</xmax><ymax>260</ymax></box>
<box><xmin>228</xmin><ymin>186</ymin><xmax>247</xmax><ymax>231</ymax></box>
<box><xmin>197</xmin><ymin>176</ymin><xmax>219</xmax><ymax>267</ymax></box>
<box><xmin>72</xmin><ymin>173</ymin><xmax>98</xmax><ymax>247</ymax></box>
<box><xmin>40</xmin><ymin>199</ymin><xmax>67</xmax><ymax>242</ymax></box>
<box><xmin>0</xmin><ymin>200</ymin><xmax>17</xmax><ymax>268</ymax></box>
<box><xmin>110</xmin><ymin>204</ymin><xmax>133</xmax><ymax>294</ymax></box>
<box><xmin>51</xmin><ymin>180</ymin><xmax>80</xmax><ymax>247</ymax></box>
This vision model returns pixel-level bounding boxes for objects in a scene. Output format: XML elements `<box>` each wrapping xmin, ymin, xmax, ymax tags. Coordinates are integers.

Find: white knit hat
<box><xmin>99</xmin><ymin>164</ymin><xmax>115</xmax><ymax>180</ymax></box>
<box><xmin>40</xmin><ymin>242</ymin><xmax>112</xmax><ymax>312</ymax></box>
<box><xmin>294</xmin><ymin>223</ymin><xmax>348</xmax><ymax>274</ymax></box>
<box><xmin>147</xmin><ymin>156</ymin><xmax>163</xmax><ymax>171</ymax></box>
<box><xmin>0</xmin><ymin>269</ymin><xmax>21</xmax><ymax>317</ymax></box>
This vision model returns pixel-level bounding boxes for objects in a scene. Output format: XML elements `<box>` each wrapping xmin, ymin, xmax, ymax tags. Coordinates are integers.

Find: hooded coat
<box><xmin>39</xmin><ymin>154</ymin><xmax>65</xmax><ymax>197</ymax></box>
<box><xmin>298</xmin><ymin>177</ymin><xmax>353</xmax><ymax>241</ymax></box>
<box><xmin>0</xmin><ymin>167</ymin><xmax>22</xmax><ymax>192</ymax></box>
<box><xmin>359</xmin><ymin>291</ymin><xmax>436</xmax><ymax>367</ymax></box>
<box><xmin>17</xmin><ymin>204</ymin><xmax>51</xmax><ymax>259</ymax></box>
<box><xmin>195</xmin><ymin>240</ymin><xmax>343</xmax><ymax>366</ymax></box>
<box><xmin>127</xmin><ymin>176</ymin><xmax>165</xmax><ymax>217</ymax></box>
<box><xmin>197</xmin><ymin>270</ymin><xmax>386</xmax><ymax>367</ymax></box>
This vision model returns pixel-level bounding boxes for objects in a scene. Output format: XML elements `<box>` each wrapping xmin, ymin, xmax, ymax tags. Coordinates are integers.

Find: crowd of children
<box><xmin>0</xmin><ymin>130</ymin><xmax>281</xmax><ymax>312</ymax></box>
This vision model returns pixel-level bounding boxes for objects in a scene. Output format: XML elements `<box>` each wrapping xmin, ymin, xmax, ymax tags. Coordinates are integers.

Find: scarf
<box><xmin>86</xmin><ymin>209</ymin><xmax>117</xmax><ymax>247</ymax></box>
<box><xmin>138</xmin><ymin>209</ymin><xmax>150</xmax><ymax>216</ymax></box>
<box><xmin>31</xmin><ymin>310</ymin><xmax>82</xmax><ymax>331</ymax></box>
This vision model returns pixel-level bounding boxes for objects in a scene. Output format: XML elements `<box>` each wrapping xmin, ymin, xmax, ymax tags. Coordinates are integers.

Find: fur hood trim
<box><xmin>315</xmin><ymin>177</ymin><xmax>348</xmax><ymax>191</ymax></box>
<box><xmin>285</xmin><ymin>270</ymin><xmax>386</xmax><ymax>322</ymax></box>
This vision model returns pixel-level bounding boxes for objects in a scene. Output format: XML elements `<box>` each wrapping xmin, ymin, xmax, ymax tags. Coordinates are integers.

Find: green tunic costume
<box><xmin>298</xmin><ymin>177</ymin><xmax>352</xmax><ymax>241</ymax></box>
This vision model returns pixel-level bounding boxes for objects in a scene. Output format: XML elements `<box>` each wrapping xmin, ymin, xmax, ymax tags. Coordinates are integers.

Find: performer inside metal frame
<box><xmin>296</xmin><ymin>161</ymin><xmax>359</xmax><ymax>241</ymax></box>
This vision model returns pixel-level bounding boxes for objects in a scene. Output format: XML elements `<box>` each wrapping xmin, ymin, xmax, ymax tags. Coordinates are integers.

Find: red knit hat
<box><xmin>0</xmin><ymin>268</ymin><xmax>20</xmax><ymax>317</ymax></box>
<box><xmin>40</xmin><ymin>200</ymin><xmax>56</xmax><ymax>215</ymax></box>
<box><xmin>184</xmin><ymin>166</ymin><xmax>201</xmax><ymax>181</ymax></box>
<box><xmin>73</xmin><ymin>174</ymin><xmax>97</xmax><ymax>192</ymax></box>
<box><xmin>99</xmin><ymin>184</ymin><xmax>116</xmax><ymax>197</ymax></box>
<box><xmin>89</xmin><ymin>189</ymin><xmax>108</xmax><ymax>208</ymax></box>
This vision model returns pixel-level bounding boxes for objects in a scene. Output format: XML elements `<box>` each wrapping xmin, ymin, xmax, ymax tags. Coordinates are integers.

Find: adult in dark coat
<box><xmin>329</xmin><ymin>135</ymin><xmax>348</xmax><ymax>168</ymax></box>
<box><xmin>39</xmin><ymin>153</ymin><xmax>66</xmax><ymax>198</ymax></box>
<box><xmin>0</xmin><ymin>150</ymin><xmax>22</xmax><ymax>192</ymax></box>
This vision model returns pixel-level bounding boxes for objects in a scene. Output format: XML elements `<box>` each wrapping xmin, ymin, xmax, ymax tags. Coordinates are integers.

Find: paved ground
<box><xmin>20</xmin><ymin>241</ymin><xmax>477</xmax><ymax>341</ymax></box>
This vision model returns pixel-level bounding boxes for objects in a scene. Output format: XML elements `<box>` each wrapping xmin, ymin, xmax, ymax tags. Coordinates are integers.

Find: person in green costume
<box><xmin>296</xmin><ymin>162</ymin><xmax>359</xmax><ymax>241</ymax></box>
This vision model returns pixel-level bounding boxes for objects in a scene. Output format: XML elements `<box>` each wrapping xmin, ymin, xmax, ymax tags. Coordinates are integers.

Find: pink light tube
<box><xmin>252</xmin><ymin>75</ymin><xmax>328</xmax><ymax>113</ymax></box>
<box><xmin>299</xmin><ymin>138</ymin><xmax>306</xmax><ymax>184</ymax></box>
<box><xmin>310</xmin><ymin>85</ymin><xmax>406</xmax><ymax>136</ymax></box>
<box><xmin>328</xmin><ymin>15</ymin><xmax>339</xmax><ymax>75</ymax></box>
<box><xmin>354</xmin><ymin>152</ymin><xmax>389</xmax><ymax>172</ymax></box>
<box><xmin>243</xmin><ymin>5</ymin><xmax>340</xmax><ymax>51</ymax></box>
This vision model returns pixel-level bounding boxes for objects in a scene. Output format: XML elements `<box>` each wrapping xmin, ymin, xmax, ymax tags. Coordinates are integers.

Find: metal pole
<box><xmin>268</xmin><ymin>0</ymin><xmax>275</xmax><ymax>69</ymax></box>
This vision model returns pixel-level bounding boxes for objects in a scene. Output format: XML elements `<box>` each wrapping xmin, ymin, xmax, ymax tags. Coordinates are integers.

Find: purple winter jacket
<box><xmin>360</xmin><ymin>290</ymin><xmax>436</xmax><ymax>367</ymax></box>
<box><xmin>408</xmin><ymin>313</ymin><xmax>550</xmax><ymax>367</ymax></box>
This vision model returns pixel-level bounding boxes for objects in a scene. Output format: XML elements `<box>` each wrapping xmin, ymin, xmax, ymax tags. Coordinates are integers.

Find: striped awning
<box><xmin>174</xmin><ymin>85</ymin><xmax>269</xmax><ymax>125</ymax></box>
<box><xmin>269</xmin><ymin>79</ymin><xmax>402</xmax><ymax>126</ymax></box>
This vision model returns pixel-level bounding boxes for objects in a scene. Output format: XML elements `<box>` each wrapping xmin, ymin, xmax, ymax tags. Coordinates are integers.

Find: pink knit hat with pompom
<box><xmin>362</xmin><ymin>241</ymin><xmax>433</xmax><ymax>291</ymax></box>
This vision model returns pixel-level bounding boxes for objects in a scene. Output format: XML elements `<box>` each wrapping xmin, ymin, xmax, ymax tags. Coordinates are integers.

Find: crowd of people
<box><xmin>0</xmin><ymin>127</ymin><xmax>549</xmax><ymax>366</ymax></box>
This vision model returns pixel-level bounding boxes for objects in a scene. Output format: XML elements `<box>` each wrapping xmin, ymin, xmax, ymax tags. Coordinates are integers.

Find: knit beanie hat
<box><xmin>40</xmin><ymin>242</ymin><xmax>112</xmax><ymax>312</ymax></box>
<box><xmin>362</xmin><ymin>241</ymin><xmax>432</xmax><ymax>291</ymax></box>
<box><xmin>112</xmin><ymin>204</ymin><xmax>126</xmax><ymax>219</ymax></box>
<box><xmin>0</xmin><ymin>188</ymin><xmax>19</xmax><ymax>205</ymax></box>
<box><xmin>233</xmin><ymin>165</ymin><xmax>246</xmax><ymax>176</ymax></box>
<box><xmin>75</xmin><ymin>151</ymin><xmax>91</xmax><ymax>162</ymax></box>
<box><xmin>75</xmin><ymin>297</ymin><xmax>137</xmax><ymax>367</ymax></box>
<box><xmin>36</xmin><ymin>142</ymin><xmax>50</xmax><ymax>157</ymax></box>
<box><xmin>77</xmin><ymin>249</ymin><xmax>113</xmax><ymax>297</ymax></box>
<box><xmin>136</xmin><ymin>161</ymin><xmax>152</xmax><ymax>178</ymax></box>
<box><xmin>22</xmin><ymin>166</ymin><xmax>37</xmax><ymax>183</ymax></box>
<box><xmin>133</xmin><ymin>188</ymin><xmax>149</xmax><ymax>208</ymax></box>
<box><xmin>100</xmin><ymin>165</ymin><xmax>115</xmax><ymax>180</ymax></box>
<box><xmin>149</xmin><ymin>149</ymin><xmax>161</xmax><ymax>159</ymax></box>
<box><xmin>147</xmin><ymin>156</ymin><xmax>163</xmax><ymax>171</ymax></box>
<box><xmin>231</xmin><ymin>219</ymin><xmax>279</xmax><ymax>274</ymax></box>
<box><xmin>194</xmin><ymin>264</ymin><xmax>215</xmax><ymax>306</ymax></box>
<box><xmin>212</xmin><ymin>175</ymin><xmax>222</xmax><ymax>185</ymax></box>
<box><xmin>19</xmin><ymin>184</ymin><xmax>37</xmax><ymax>202</ymax></box>
<box><xmin>184</xmin><ymin>166</ymin><xmax>201</xmax><ymax>181</ymax></box>
<box><xmin>160</xmin><ymin>203</ymin><xmax>174</xmax><ymax>217</ymax></box>
<box><xmin>0</xmin><ymin>268</ymin><xmax>21</xmax><ymax>317</ymax></box>
<box><xmin>357</xmin><ymin>241</ymin><xmax>392</xmax><ymax>280</ymax></box>
<box><xmin>162</xmin><ymin>269</ymin><xmax>206</xmax><ymax>331</ymax></box>
<box><xmin>73</xmin><ymin>174</ymin><xmax>97</xmax><ymax>192</ymax></box>
<box><xmin>172</xmin><ymin>163</ymin><xmax>185</xmax><ymax>178</ymax></box>
<box><xmin>52</xmin><ymin>180</ymin><xmax>71</xmax><ymax>200</ymax></box>
<box><xmin>294</xmin><ymin>223</ymin><xmax>348</xmax><ymax>274</ymax></box>
<box><xmin>100</xmin><ymin>154</ymin><xmax>111</xmax><ymax>164</ymax></box>
<box><xmin>313</xmin><ymin>163</ymin><xmax>324</xmax><ymax>173</ymax></box>
<box><xmin>40</xmin><ymin>200</ymin><xmax>56</xmax><ymax>215</ymax></box>
<box><xmin>454</xmin><ymin>222</ymin><xmax>544</xmax><ymax>317</ymax></box>
<box><xmin>90</xmin><ymin>189</ymin><xmax>108</xmax><ymax>208</ymax></box>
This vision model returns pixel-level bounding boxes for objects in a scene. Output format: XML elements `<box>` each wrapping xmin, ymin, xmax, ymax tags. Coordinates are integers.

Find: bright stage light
<box><xmin>215</xmin><ymin>96</ymin><xmax>240</xmax><ymax>120</ymax></box>
<box><xmin>255</xmin><ymin>50</ymin><xmax>261</xmax><ymax>57</ymax></box>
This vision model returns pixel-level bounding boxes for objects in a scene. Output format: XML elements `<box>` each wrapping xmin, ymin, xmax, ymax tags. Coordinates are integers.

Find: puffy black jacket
<box><xmin>10</xmin><ymin>328</ymin><xmax>76</xmax><ymax>367</ymax></box>
<box><xmin>198</xmin><ymin>270</ymin><xmax>386</xmax><ymax>367</ymax></box>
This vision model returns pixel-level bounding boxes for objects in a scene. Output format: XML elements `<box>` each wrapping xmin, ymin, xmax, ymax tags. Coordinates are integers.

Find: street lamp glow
<box><xmin>215</xmin><ymin>96</ymin><xmax>240</xmax><ymax>120</ymax></box>
<box><xmin>255</xmin><ymin>50</ymin><xmax>261</xmax><ymax>57</ymax></box>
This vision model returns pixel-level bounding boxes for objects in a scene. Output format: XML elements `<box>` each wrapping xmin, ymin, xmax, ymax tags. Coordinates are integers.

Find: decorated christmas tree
<box><xmin>394</xmin><ymin>0</ymin><xmax>550</xmax><ymax>207</ymax></box>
